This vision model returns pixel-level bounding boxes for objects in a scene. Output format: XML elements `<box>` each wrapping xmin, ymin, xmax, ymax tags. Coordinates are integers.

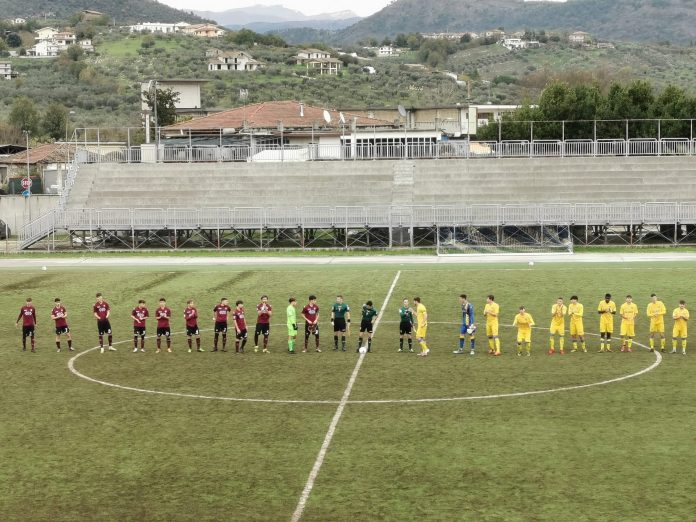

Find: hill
<box><xmin>0</xmin><ymin>0</ymin><xmax>205</xmax><ymax>23</ymax></box>
<box><xmin>195</xmin><ymin>5</ymin><xmax>359</xmax><ymax>27</ymax></box>
<box><xmin>338</xmin><ymin>0</ymin><xmax>696</xmax><ymax>44</ymax></box>
<box><xmin>226</xmin><ymin>18</ymin><xmax>362</xmax><ymax>34</ymax></box>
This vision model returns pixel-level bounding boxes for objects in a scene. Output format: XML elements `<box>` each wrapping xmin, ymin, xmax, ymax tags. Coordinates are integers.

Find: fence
<box><xmin>71</xmin><ymin>139</ymin><xmax>696</xmax><ymax>164</ymax></box>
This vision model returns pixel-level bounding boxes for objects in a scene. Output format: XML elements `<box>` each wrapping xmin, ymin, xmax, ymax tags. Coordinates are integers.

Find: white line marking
<box><xmin>290</xmin><ymin>270</ymin><xmax>402</xmax><ymax>522</ymax></box>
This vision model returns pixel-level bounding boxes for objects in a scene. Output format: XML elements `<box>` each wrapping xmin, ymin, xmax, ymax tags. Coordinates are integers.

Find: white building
<box><xmin>502</xmin><ymin>38</ymin><xmax>540</xmax><ymax>50</ymax></box>
<box><xmin>79</xmin><ymin>39</ymin><xmax>94</xmax><ymax>52</ymax></box>
<box><xmin>11</xmin><ymin>18</ymin><xmax>26</xmax><ymax>25</ymax></box>
<box><xmin>1</xmin><ymin>62</ymin><xmax>16</xmax><ymax>80</ymax></box>
<box><xmin>208</xmin><ymin>51</ymin><xmax>261</xmax><ymax>72</ymax></box>
<box><xmin>296</xmin><ymin>48</ymin><xmax>331</xmax><ymax>62</ymax></box>
<box><xmin>128</xmin><ymin>22</ymin><xmax>190</xmax><ymax>34</ymax></box>
<box><xmin>378</xmin><ymin>46</ymin><xmax>398</xmax><ymax>57</ymax></box>
<box><xmin>35</xmin><ymin>27</ymin><xmax>58</xmax><ymax>41</ymax></box>
<box><xmin>569</xmin><ymin>31</ymin><xmax>590</xmax><ymax>44</ymax></box>
<box><xmin>27</xmin><ymin>40</ymin><xmax>60</xmax><ymax>57</ymax></box>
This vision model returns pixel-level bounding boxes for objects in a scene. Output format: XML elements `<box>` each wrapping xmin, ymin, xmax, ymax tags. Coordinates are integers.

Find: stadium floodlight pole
<box><xmin>151</xmin><ymin>79</ymin><xmax>159</xmax><ymax>163</ymax></box>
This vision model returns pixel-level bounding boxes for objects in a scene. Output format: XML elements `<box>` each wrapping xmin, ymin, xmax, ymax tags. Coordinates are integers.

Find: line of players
<box><xmin>16</xmin><ymin>293</ymin><xmax>430</xmax><ymax>355</ymax></box>
<box><xmin>456</xmin><ymin>293</ymin><xmax>689</xmax><ymax>357</ymax></box>
<box><xmin>16</xmin><ymin>292</ymin><xmax>688</xmax><ymax>356</ymax></box>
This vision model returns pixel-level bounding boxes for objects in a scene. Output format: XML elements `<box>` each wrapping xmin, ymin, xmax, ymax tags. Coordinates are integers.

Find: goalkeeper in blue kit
<box><xmin>454</xmin><ymin>294</ymin><xmax>476</xmax><ymax>355</ymax></box>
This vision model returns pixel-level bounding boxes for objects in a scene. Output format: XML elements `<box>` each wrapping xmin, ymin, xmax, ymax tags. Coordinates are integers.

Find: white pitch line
<box><xmin>290</xmin><ymin>270</ymin><xmax>402</xmax><ymax>522</ymax></box>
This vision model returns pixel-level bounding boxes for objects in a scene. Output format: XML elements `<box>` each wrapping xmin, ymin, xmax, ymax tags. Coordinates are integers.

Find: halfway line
<box><xmin>290</xmin><ymin>270</ymin><xmax>402</xmax><ymax>522</ymax></box>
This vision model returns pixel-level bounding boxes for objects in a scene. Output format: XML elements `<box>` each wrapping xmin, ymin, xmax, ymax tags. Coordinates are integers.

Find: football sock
<box><xmin>334</xmin><ymin>335</ymin><xmax>339</xmax><ymax>348</ymax></box>
<box><xmin>682</xmin><ymin>340</ymin><xmax>687</xmax><ymax>352</ymax></box>
<box><xmin>341</xmin><ymin>336</ymin><xmax>346</xmax><ymax>349</ymax></box>
<box><xmin>559</xmin><ymin>337</ymin><xmax>564</xmax><ymax>351</ymax></box>
<box><xmin>400</xmin><ymin>338</ymin><xmax>404</xmax><ymax>349</ymax></box>
<box><xmin>367</xmin><ymin>338</ymin><xmax>372</xmax><ymax>351</ymax></box>
<box><xmin>572</xmin><ymin>341</ymin><xmax>578</xmax><ymax>350</ymax></box>
<box><xmin>214</xmin><ymin>333</ymin><xmax>219</xmax><ymax>348</ymax></box>
<box><xmin>241</xmin><ymin>339</ymin><xmax>247</xmax><ymax>350</ymax></box>
<box><xmin>31</xmin><ymin>337</ymin><xmax>35</xmax><ymax>349</ymax></box>
<box><xmin>235</xmin><ymin>341</ymin><xmax>240</xmax><ymax>352</ymax></box>
<box><xmin>254</xmin><ymin>332</ymin><xmax>259</xmax><ymax>346</ymax></box>
<box><xmin>459</xmin><ymin>337</ymin><xmax>465</xmax><ymax>349</ymax></box>
<box><xmin>650</xmin><ymin>338</ymin><xmax>655</xmax><ymax>349</ymax></box>
<box><xmin>599</xmin><ymin>340</ymin><xmax>605</xmax><ymax>351</ymax></box>
<box><xmin>133</xmin><ymin>337</ymin><xmax>138</xmax><ymax>348</ymax></box>
<box><xmin>517</xmin><ymin>343</ymin><xmax>522</xmax><ymax>354</ymax></box>
<box><xmin>526</xmin><ymin>344</ymin><xmax>532</xmax><ymax>354</ymax></box>
<box><xmin>304</xmin><ymin>338</ymin><xmax>309</xmax><ymax>349</ymax></box>
<box><xmin>420</xmin><ymin>340</ymin><xmax>428</xmax><ymax>353</ymax></box>
<box><xmin>188</xmin><ymin>338</ymin><xmax>192</xmax><ymax>349</ymax></box>
<box><xmin>56</xmin><ymin>341</ymin><xmax>61</xmax><ymax>350</ymax></box>
<box><xmin>140</xmin><ymin>336</ymin><xmax>145</xmax><ymax>349</ymax></box>
<box><xmin>470</xmin><ymin>338</ymin><xmax>475</xmax><ymax>350</ymax></box>
<box><xmin>494</xmin><ymin>338</ymin><xmax>501</xmax><ymax>353</ymax></box>
<box><xmin>108</xmin><ymin>335</ymin><xmax>113</xmax><ymax>346</ymax></box>
<box><xmin>627</xmin><ymin>338</ymin><xmax>633</xmax><ymax>349</ymax></box>
<box><xmin>222</xmin><ymin>334</ymin><xmax>227</xmax><ymax>349</ymax></box>
<box><xmin>99</xmin><ymin>335</ymin><xmax>104</xmax><ymax>347</ymax></box>
<box><xmin>196</xmin><ymin>338</ymin><xmax>201</xmax><ymax>349</ymax></box>
<box><xmin>264</xmin><ymin>337</ymin><xmax>269</xmax><ymax>348</ymax></box>
<box><xmin>157</xmin><ymin>338</ymin><xmax>161</xmax><ymax>349</ymax></box>
<box><xmin>408</xmin><ymin>338</ymin><xmax>413</xmax><ymax>349</ymax></box>
<box><xmin>288</xmin><ymin>339</ymin><xmax>295</xmax><ymax>352</ymax></box>
<box><xmin>488</xmin><ymin>339</ymin><xmax>494</xmax><ymax>351</ymax></box>
<box><xmin>673</xmin><ymin>339</ymin><xmax>678</xmax><ymax>350</ymax></box>
<box><xmin>167</xmin><ymin>337</ymin><xmax>171</xmax><ymax>348</ymax></box>
<box><xmin>661</xmin><ymin>338</ymin><xmax>666</xmax><ymax>350</ymax></box>
<box><xmin>358</xmin><ymin>338</ymin><xmax>362</xmax><ymax>349</ymax></box>
<box><xmin>549</xmin><ymin>337</ymin><xmax>555</xmax><ymax>350</ymax></box>
<box><xmin>315</xmin><ymin>336</ymin><xmax>320</xmax><ymax>348</ymax></box>
<box><xmin>22</xmin><ymin>337</ymin><xmax>26</xmax><ymax>349</ymax></box>
<box><xmin>67</xmin><ymin>340</ymin><xmax>72</xmax><ymax>349</ymax></box>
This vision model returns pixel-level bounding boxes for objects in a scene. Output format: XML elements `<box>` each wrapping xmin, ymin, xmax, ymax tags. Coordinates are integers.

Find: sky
<box><xmin>159</xmin><ymin>0</ymin><xmax>393</xmax><ymax>17</ymax></box>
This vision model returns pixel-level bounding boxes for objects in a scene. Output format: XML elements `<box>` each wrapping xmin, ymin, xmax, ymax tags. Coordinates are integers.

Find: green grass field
<box><xmin>1</xmin><ymin>261</ymin><xmax>694</xmax><ymax>521</ymax></box>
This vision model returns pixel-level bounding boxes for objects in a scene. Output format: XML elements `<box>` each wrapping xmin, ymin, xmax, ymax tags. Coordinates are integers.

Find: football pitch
<box><xmin>1</xmin><ymin>258</ymin><xmax>695</xmax><ymax>521</ymax></box>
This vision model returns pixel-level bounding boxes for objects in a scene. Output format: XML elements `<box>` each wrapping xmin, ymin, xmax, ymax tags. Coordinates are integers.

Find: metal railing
<box><xmin>72</xmin><ymin>139</ymin><xmax>696</xmax><ymax>164</ymax></box>
<box><xmin>20</xmin><ymin>201</ymin><xmax>696</xmax><ymax>249</ymax></box>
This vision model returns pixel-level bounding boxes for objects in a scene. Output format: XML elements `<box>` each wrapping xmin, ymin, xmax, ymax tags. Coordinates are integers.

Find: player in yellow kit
<box><xmin>619</xmin><ymin>295</ymin><xmax>638</xmax><ymax>352</ymax></box>
<box><xmin>513</xmin><ymin>306</ymin><xmax>535</xmax><ymax>356</ymax></box>
<box><xmin>672</xmin><ymin>300</ymin><xmax>689</xmax><ymax>355</ymax></box>
<box><xmin>597</xmin><ymin>293</ymin><xmax>616</xmax><ymax>352</ymax></box>
<box><xmin>414</xmin><ymin>297</ymin><xmax>430</xmax><ymax>357</ymax></box>
<box><xmin>568</xmin><ymin>295</ymin><xmax>586</xmax><ymax>353</ymax></box>
<box><xmin>484</xmin><ymin>295</ymin><xmax>501</xmax><ymax>356</ymax></box>
<box><xmin>647</xmin><ymin>293</ymin><xmax>667</xmax><ymax>352</ymax></box>
<box><xmin>549</xmin><ymin>297</ymin><xmax>567</xmax><ymax>355</ymax></box>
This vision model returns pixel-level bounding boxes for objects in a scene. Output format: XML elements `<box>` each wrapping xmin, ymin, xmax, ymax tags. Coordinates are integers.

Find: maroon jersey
<box><xmin>18</xmin><ymin>306</ymin><xmax>37</xmax><ymax>327</ymax></box>
<box><xmin>233</xmin><ymin>308</ymin><xmax>247</xmax><ymax>331</ymax></box>
<box><xmin>213</xmin><ymin>304</ymin><xmax>231</xmax><ymax>323</ymax></box>
<box><xmin>302</xmin><ymin>304</ymin><xmax>319</xmax><ymax>324</ymax></box>
<box><xmin>93</xmin><ymin>301</ymin><xmax>110</xmax><ymax>321</ymax></box>
<box><xmin>256</xmin><ymin>303</ymin><xmax>272</xmax><ymax>324</ymax></box>
<box><xmin>132</xmin><ymin>307</ymin><xmax>149</xmax><ymax>327</ymax></box>
<box><xmin>184</xmin><ymin>307</ymin><xmax>198</xmax><ymax>328</ymax></box>
<box><xmin>155</xmin><ymin>307</ymin><xmax>172</xmax><ymax>328</ymax></box>
<box><xmin>52</xmin><ymin>305</ymin><xmax>68</xmax><ymax>328</ymax></box>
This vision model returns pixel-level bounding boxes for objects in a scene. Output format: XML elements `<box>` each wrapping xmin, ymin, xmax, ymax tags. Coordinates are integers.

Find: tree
<box><xmin>9</xmin><ymin>96</ymin><xmax>39</xmax><ymax>135</ymax></box>
<box><xmin>394</xmin><ymin>33</ymin><xmax>408</xmax><ymax>47</ymax></box>
<box><xmin>65</xmin><ymin>44</ymin><xmax>84</xmax><ymax>62</ymax></box>
<box><xmin>6</xmin><ymin>33</ymin><xmax>22</xmax><ymax>48</ymax></box>
<box><xmin>141</xmin><ymin>35</ymin><xmax>156</xmax><ymax>49</ymax></box>
<box><xmin>142</xmin><ymin>87</ymin><xmax>180</xmax><ymax>127</ymax></box>
<box><xmin>42</xmin><ymin>103</ymin><xmax>68</xmax><ymax>141</ymax></box>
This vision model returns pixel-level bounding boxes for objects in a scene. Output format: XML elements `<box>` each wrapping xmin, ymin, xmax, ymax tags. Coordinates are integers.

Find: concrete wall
<box><xmin>0</xmin><ymin>195</ymin><xmax>60</xmax><ymax>235</ymax></box>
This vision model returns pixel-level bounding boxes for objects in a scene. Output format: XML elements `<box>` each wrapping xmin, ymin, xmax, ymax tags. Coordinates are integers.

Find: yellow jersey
<box><xmin>513</xmin><ymin>312</ymin><xmax>535</xmax><ymax>330</ymax></box>
<box><xmin>568</xmin><ymin>303</ymin><xmax>584</xmax><ymax>322</ymax></box>
<box><xmin>673</xmin><ymin>307</ymin><xmax>690</xmax><ymax>324</ymax></box>
<box><xmin>598</xmin><ymin>300</ymin><xmax>616</xmax><ymax>315</ymax></box>
<box><xmin>647</xmin><ymin>301</ymin><xmax>666</xmax><ymax>320</ymax></box>
<box><xmin>550</xmin><ymin>304</ymin><xmax>567</xmax><ymax>326</ymax></box>
<box><xmin>416</xmin><ymin>303</ymin><xmax>427</xmax><ymax>329</ymax></box>
<box><xmin>484</xmin><ymin>302</ymin><xmax>500</xmax><ymax>325</ymax></box>
<box><xmin>620</xmin><ymin>302</ymin><xmax>638</xmax><ymax>323</ymax></box>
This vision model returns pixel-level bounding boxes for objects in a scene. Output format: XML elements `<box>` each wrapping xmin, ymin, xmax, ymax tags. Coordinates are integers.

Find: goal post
<box><xmin>436</xmin><ymin>224</ymin><xmax>574</xmax><ymax>255</ymax></box>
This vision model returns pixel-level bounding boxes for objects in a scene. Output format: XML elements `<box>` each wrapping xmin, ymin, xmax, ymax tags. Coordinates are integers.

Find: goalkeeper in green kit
<box><xmin>287</xmin><ymin>297</ymin><xmax>298</xmax><ymax>354</ymax></box>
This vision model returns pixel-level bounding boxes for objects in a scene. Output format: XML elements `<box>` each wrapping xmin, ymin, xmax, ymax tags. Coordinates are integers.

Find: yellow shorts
<box><xmin>600</xmin><ymin>316</ymin><xmax>614</xmax><ymax>334</ymax></box>
<box><xmin>673</xmin><ymin>325</ymin><xmax>687</xmax><ymax>339</ymax></box>
<box><xmin>620</xmin><ymin>323</ymin><xmax>635</xmax><ymax>337</ymax></box>
<box><xmin>570</xmin><ymin>321</ymin><xmax>584</xmax><ymax>337</ymax></box>
<box><xmin>550</xmin><ymin>323</ymin><xmax>565</xmax><ymax>336</ymax></box>
<box><xmin>517</xmin><ymin>330</ymin><xmax>531</xmax><ymax>343</ymax></box>
<box><xmin>486</xmin><ymin>323</ymin><xmax>499</xmax><ymax>337</ymax></box>
<box><xmin>650</xmin><ymin>319</ymin><xmax>665</xmax><ymax>334</ymax></box>
<box><xmin>416</xmin><ymin>327</ymin><xmax>427</xmax><ymax>339</ymax></box>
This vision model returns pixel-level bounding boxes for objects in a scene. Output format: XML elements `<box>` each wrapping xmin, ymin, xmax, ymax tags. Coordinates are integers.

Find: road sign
<box><xmin>21</xmin><ymin>178</ymin><xmax>32</xmax><ymax>190</ymax></box>
<box><xmin>21</xmin><ymin>190</ymin><xmax>31</xmax><ymax>198</ymax></box>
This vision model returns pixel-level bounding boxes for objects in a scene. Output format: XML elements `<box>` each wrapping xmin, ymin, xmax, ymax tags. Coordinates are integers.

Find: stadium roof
<box><xmin>163</xmin><ymin>101</ymin><xmax>395</xmax><ymax>134</ymax></box>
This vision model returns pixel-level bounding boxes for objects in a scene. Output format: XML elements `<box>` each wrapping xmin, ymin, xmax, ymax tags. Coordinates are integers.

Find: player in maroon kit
<box><xmin>233</xmin><ymin>300</ymin><xmax>248</xmax><ymax>354</ymax></box>
<box><xmin>212</xmin><ymin>297</ymin><xmax>231</xmax><ymax>352</ymax></box>
<box><xmin>93</xmin><ymin>293</ymin><xmax>115</xmax><ymax>353</ymax></box>
<box><xmin>131</xmin><ymin>299</ymin><xmax>149</xmax><ymax>352</ymax></box>
<box><xmin>155</xmin><ymin>297</ymin><xmax>172</xmax><ymax>353</ymax></box>
<box><xmin>51</xmin><ymin>297</ymin><xmax>73</xmax><ymax>353</ymax></box>
<box><xmin>184</xmin><ymin>299</ymin><xmax>203</xmax><ymax>353</ymax></box>
<box><xmin>254</xmin><ymin>295</ymin><xmax>272</xmax><ymax>353</ymax></box>
<box><xmin>16</xmin><ymin>297</ymin><xmax>37</xmax><ymax>352</ymax></box>
<box><xmin>302</xmin><ymin>295</ymin><xmax>321</xmax><ymax>353</ymax></box>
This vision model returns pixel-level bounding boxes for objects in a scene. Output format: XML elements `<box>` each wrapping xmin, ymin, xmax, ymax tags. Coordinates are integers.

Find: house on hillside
<box><xmin>35</xmin><ymin>27</ymin><xmax>58</xmax><ymax>41</ymax></box>
<box><xmin>295</xmin><ymin>49</ymin><xmax>341</xmax><ymax>75</ymax></box>
<box><xmin>208</xmin><ymin>51</ymin><xmax>262</xmax><ymax>72</ymax></box>
<box><xmin>81</xmin><ymin>10</ymin><xmax>105</xmax><ymax>22</ymax></box>
<box><xmin>569</xmin><ymin>31</ymin><xmax>590</xmax><ymax>44</ymax></box>
<box><xmin>0</xmin><ymin>62</ymin><xmax>17</xmax><ymax>80</ymax></box>
<box><xmin>140</xmin><ymin>79</ymin><xmax>209</xmax><ymax>122</ymax></box>
<box><xmin>128</xmin><ymin>22</ymin><xmax>190</xmax><ymax>34</ymax></box>
<box><xmin>206</xmin><ymin>48</ymin><xmax>224</xmax><ymax>58</ymax></box>
<box><xmin>53</xmin><ymin>32</ymin><xmax>77</xmax><ymax>47</ymax></box>
<box><xmin>27</xmin><ymin>29</ymin><xmax>84</xmax><ymax>57</ymax></box>
<box><xmin>11</xmin><ymin>18</ymin><xmax>26</xmax><ymax>25</ymax></box>
<box><xmin>502</xmin><ymin>38</ymin><xmax>540</xmax><ymax>50</ymax></box>
<box><xmin>484</xmin><ymin>29</ymin><xmax>505</xmax><ymax>40</ymax></box>
<box><xmin>27</xmin><ymin>40</ymin><xmax>60</xmax><ymax>57</ymax></box>
<box><xmin>182</xmin><ymin>24</ymin><xmax>226</xmax><ymax>38</ymax></box>
<box><xmin>378</xmin><ymin>46</ymin><xmax>399</xmax><ymax>57</ymax></box>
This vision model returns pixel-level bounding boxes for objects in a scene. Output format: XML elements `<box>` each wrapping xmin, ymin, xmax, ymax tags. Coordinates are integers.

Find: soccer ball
<box><xmin>358</xmin><ymin>346</ymin><xmax>367</xmax><ymax>354</ymax></box>
<box><xmin>466</xmin><ymin>324</ymin><xmax>477</xmax><ymax>335</ymax></box>
<box><xmin>528</xmin><ymin>261</ymin><xmax>535</xmax><ymax>267</ymax></box>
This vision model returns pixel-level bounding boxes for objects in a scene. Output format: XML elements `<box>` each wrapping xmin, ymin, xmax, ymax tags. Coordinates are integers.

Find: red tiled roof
<box><xmin>2</xmin><ymin>143</ymin><xmax>73</xmax><ymax>165</ymax></box>
<box><xmin>163</xmin><ymin>101</ymin><xmax>394</xmax><ymax>133</ymax></box>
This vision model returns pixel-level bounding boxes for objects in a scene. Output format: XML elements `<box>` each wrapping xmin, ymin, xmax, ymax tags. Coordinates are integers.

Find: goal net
<box><xmin>436</xmin><ymin>225</ymin><xmax>574</xmax><ymax>255</ymax></box>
